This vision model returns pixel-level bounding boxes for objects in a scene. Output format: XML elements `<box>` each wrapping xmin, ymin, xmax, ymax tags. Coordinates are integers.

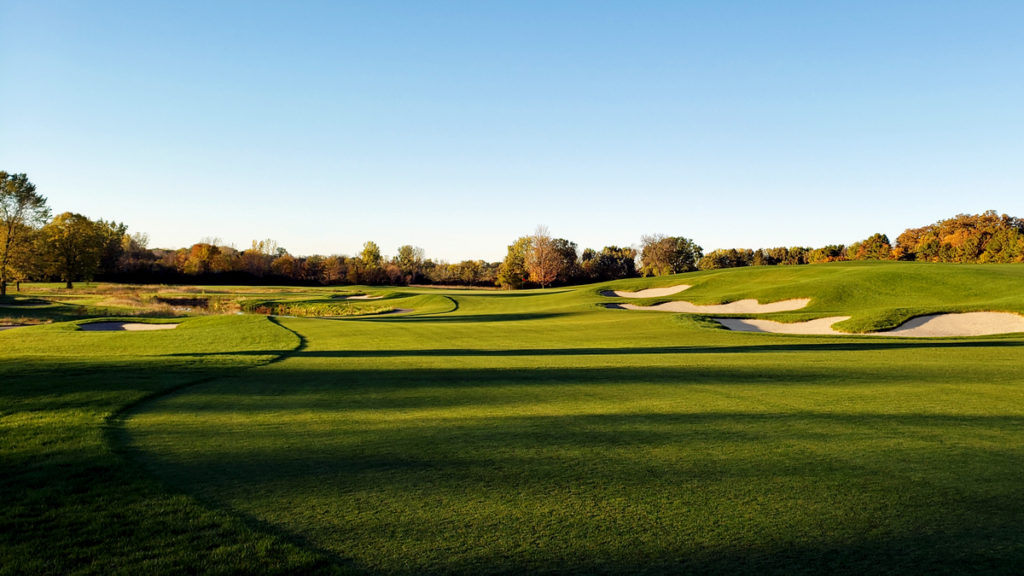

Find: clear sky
<box><xmin>2</xmin><ymin>1</ymin><xmax>1022</xmax><ymax>261</ymax></box>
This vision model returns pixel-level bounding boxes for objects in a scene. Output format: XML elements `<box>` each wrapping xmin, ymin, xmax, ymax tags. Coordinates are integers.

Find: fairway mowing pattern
<box><xmin>124</xmin><ymin>268</ymin><xmax>1024</xmax><ymax>575</ymax></box>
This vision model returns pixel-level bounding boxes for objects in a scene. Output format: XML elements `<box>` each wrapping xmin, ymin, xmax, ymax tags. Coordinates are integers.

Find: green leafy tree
<box><xmin>361</xmin><ymin>241</ymin><xmax>383</xmax><ymax>269</ymax></box>
<box><xmin>640</xmin><ymin>234</ymin><xmax>703</xmax><ymax>276</ymax></box>
<box><xmin>979</xmin><ymin>227</ymin><xmax>1024</xmax><ymax>263</ymax></box>
<box><xmin>6</xmin><ymin>223</ymin><xmax>42</xmax><ymax>290</ymax></box>
<box><xmin>456</xmin><ymin>260</ymin><xmax>485</xmax><ymax>285</ymax></box>
<box><xmin>582</xmin><ymin>246</ymin><xmax>638</xmax><ymax>281</ymax></box>
<box><xmin>698</xmin><ymin>248</ymin><xmax>753</xmax><ymax>270</ymax></box>
<box><xmin>40</xmin><ymin>212</ymin><xmax>106</xmax><ymax>289</ymax></box>
<box><xmin>395</xmin><ymin>244</ymin><xmax>425</xmax><ymax>282</ymax></box>
<box><xmin>497</xmin><ymin>236</ymin><xmax>532</xmax><ymax>289</ymax></box>
<box><xmin>551</xmin><ymin>238</ymin><xmax>580</xmax><ymax>283</ymax></box>
<box><xmin>1</xmin><ymin>172</ymin><xmax>51</xmax><ymax>296</ymax></box>
<box><xmin>807</xmin><ymin>245</ymin><xmax>846</xmax><ymax>264</ymax></box>
<box><xmin>893</xmin><ymin>211</ymin><xmax>1023</xmax><ymax>263</ymax></box>
<box><xmin>96</xmin><ymin>219</ymin><xmax>128</xmax><ymax>276</ymax></box>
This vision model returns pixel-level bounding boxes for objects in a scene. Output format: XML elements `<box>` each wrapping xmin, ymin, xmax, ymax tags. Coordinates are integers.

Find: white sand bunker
<box><xmin>715</xmin><ymin>312</ymin><xmax>1024</xmax><ymax>337</ymax></box>
<box><xmin>874</xmin><ymin>312</ymin><xmax>1024</xmax><ymax>337</ymax></box>
<box><xmin>717</xmin><ymin>316</ymin><xmax>851</xmax><ymax>335</ymax></box>
<box><xmin>610</xmin><ymin>298</ymin><xmax>811</xmax><ymax>314</ymax></box>
<box><xmin>345</xmin><ymin>294</ymin><xmax>383</xmax><ymax>300</ymax></box>
<box><xmin>80</xmin><ymin>322</ymin><xmax>179</xmax><ymax>331</ymax></box>
<box><xmin>601</xmin><ymin>285</ymin><xmax>691</xmax><ymax>298</ymax></box>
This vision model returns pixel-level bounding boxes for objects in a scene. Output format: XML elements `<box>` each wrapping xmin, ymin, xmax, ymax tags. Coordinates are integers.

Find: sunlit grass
<box><xmin>128</xmin><ymin>263</ymin><xmax>1024</xmax><ymax>574</ymax></box>
<box><xmin>4</xmin><ymin>262</ymin><xmax>1024</xmax><ymax>574</ymax></box>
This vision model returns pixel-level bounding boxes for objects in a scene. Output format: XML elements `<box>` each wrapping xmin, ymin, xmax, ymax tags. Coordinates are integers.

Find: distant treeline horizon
<box><xmin>2</xmin><ymin>172</ymin><xmax>1022</xmax><ymax>294</ymax></box>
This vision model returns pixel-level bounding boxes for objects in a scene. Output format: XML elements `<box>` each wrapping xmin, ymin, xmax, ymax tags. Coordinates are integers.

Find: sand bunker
<box><xmin>601</xmin><ymin>285</ymin><xmax>691</xmax><ymax>298</ymax></box>
<box><xmin>345</xmin><ymin>294</ymin><xmax>383</xmax><ymax>300</ymax></box>
<box><xmin>716</xmin><ymin>316</ymin><xmax>851</xmax><ymax>335</ymax></box>
<box><xmin>874</xmin><ymin>312</ymin><xmax>1024</xmax><ymax>337</ymax></box>
<box><xmin>610</xmin><ymin>298</ymin><xmax>811</xmax><ymax>314</ymax></box>
<box><xmin>714</xmin><ymin>312</ymin><xmax>1024</xmax><ymax>337</ymax></box>
<box><xmin>80</xmin><ymin>322</ymin><xmax>179</xmax><ymax>331</ymax></box>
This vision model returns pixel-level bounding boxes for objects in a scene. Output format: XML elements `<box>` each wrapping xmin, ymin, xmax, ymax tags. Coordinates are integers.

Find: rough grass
<box><xmin>4</xmin><ymin>263</ymin><xmax>1024</xmax><ymax>574</ymax></box>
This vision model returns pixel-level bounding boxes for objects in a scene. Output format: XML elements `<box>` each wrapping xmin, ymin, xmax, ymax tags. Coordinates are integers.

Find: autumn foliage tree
<box><xmin>525</xmin><ymin>226</ymin><xmax>564</xmax><ymax>288</ymax></box>
<box><xmin>40</xmin><ymin>212</ymin><xmax>106</xmax><ymax>289</ymax></box>
<box><xmin>807</xmin><ymin>245</ymin><xmax>846</xmax><ymax>264</ymax></box>
<box><xmin>1</xmin><ymin>172</ymin><xmax>50</xmax><ymax>295</ymax></box>
<box><xmin>894</xmin><ymin>211</ymin><xmax>1024</xmax><ymax>263</ymax></box>
<box><xmin>241</xmin><ymin>239</ymin><xmax>278</xmax><ymax>277</ymax></box>
<box><xmin>182</xmin><ymin>243</ymin><xmax>221</xmax><ymax>275</ymax></box>
<box><xmin>848</xmin><ymin>233</ymin><xmax>892</xmax><ymax>261</ymax></box>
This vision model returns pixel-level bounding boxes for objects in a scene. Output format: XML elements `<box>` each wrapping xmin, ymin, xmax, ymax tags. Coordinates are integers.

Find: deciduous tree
<box><xmin>851</xmin><ymin>233</ymin><xmax>892</xmax><ymax>260</ymax></box>
<box><xmin>640</xmin><ymin>234</ymin><xmax>702</xmax><ymax>276</ymax></box>
<box><xmin>182</xmin><ymin>243</ymin><xmax>221</xmax><ymax>275</ymax></box>
<box><xmin>1</xmin><ymin>172</ymin><xmax>50</xmax><ymax>295</ymax></box>
<box><xmin>241</xmin><ymin>239</ymin><xmax>278</xmax><ymax>277</ymax></box>
<box><xmin>698</xmin><ymin>248</ymin><xmax>753</xmax><ymax>270</ymax></box>
<box><xmin>395</xmin><ymin>244</ymin><xmax>425</xmax><ymax>283</ymax></box>
<box><xmin>551</xmin><ymin>238</ymin><xmax>580</xmax><ymax>284</ymax></box>
<box><xmin>497</xmin><ymin>236</ymin><xmax>532</xmax><ymax>289</ymax></box>
<box><xmin>361</xmin><ymin>241</ymin><xmax>383</xmax><ymax>269</ymax></box>
<box><xmin>40</xmin><ymin>212</ymin><xmax>105</xmax><ymax>289</ymax></box>
<box><xmin>525</xmin><ymin>226</ymin><xmax>562</xmax><ymax>288</ymax></box>
<box><xmin>581</xmin><ymin>246</ymin><xmax>638</xmax><ymax>281</ymax></box>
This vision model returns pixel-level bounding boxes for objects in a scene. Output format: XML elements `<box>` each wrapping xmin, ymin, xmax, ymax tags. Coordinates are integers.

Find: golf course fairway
<box><xmin>4</xmin><ymin>262</ymin><xmax>1024</xmax><ymax>574</ymax></box>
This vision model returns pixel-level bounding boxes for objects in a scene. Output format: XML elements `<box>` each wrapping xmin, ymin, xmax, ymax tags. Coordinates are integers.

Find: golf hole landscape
<box><xmin>5</xmin><ymin>3</ymin><xmax>1024</xmax><ymax>573</ymax></box>
<box><xmin>4</xmin><ymin>262</ymin><xmax>1024</xmax><ymax>574</ymax></box>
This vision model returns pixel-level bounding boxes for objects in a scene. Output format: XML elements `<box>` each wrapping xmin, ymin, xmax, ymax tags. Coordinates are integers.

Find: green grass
<box><xmin>238</xmin><ymin>292</ymin><xmax>454</xmax><ymax>318</ymax></box>
<box><xmin>4</xmin><ymin>262</ymin><xmax>1024</xmax><ymax>574</ymax></box>
<box><xmin>0</xmin><ymin>315</ymin><xmax>340</xmax><ymax>574</ymax></box>
<box><xmin>599</xmin><ymin>261</ymin><xmax>1024</xmax><ymax>332</ymax></box>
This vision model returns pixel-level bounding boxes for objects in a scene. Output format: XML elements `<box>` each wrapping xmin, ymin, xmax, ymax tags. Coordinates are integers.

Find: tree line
<box><xmin>2</xmin><ymin>172</ymin><xmax>1021</xmax><ymax>295</ymax></box>
<box><xmin>697</xmin><ymin>211</ymin><xmax>1024</xmax><ymax>270</ymax></box>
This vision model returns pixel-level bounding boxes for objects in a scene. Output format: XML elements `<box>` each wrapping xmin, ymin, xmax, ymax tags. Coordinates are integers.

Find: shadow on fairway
<box><xmin>124</xmin><ymin>401</ymin><xmax>1024</xmax><ymax>576</ymax></box>
<box><xmin>353</xmin><ymin>312</ymin><xmax>572</xmax><ymax>323</ymax></box>
<box><xmin>165</xmin><ymin>338</ymin><xmax>1024</xmax><ymax>360</ymax></box>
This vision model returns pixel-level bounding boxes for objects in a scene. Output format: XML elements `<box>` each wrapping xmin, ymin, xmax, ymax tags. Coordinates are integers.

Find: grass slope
<box><xmin>113</xmin><ymin>263</ymin><xmax>1024</xmax><ymax>574</ymax></box>
<box><xmin>598</xmin><ymin>261</ymin><xmax>1024</xmax><ymax>332</ymax></box>
<box><xmin>0</xmin><ymin>315</ymin><xmax>342</xmax><ymax>574</ymax></box>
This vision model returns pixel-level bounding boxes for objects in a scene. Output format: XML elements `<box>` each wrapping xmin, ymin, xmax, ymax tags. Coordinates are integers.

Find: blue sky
<box><xmin>2</xmin><ymin>1</ymin><xmax>1022</xmax><ymax>261</ymax></box>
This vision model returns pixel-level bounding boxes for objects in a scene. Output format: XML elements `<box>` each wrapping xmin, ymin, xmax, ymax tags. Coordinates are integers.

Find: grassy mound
<box><xmin>597</xmin><ymin>261</ymin><xmax>1024</xmax><ymax>332</ymax></box>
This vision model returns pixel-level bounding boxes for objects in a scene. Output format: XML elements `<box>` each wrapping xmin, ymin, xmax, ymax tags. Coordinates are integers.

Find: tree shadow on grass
<box><xmin>351</xmin><ymin>312</ymin><xmax>573</xmax><ymax>324</ymax></box>
<box><xmin>162</xmin><ymin>339</ymin><xmax>1024</xmax><ymax>361</ymax></box>
<box><xmin>124</xmin><ymin>406</ymin><xmax>1024</xmax><ymax>576</ymax></box>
